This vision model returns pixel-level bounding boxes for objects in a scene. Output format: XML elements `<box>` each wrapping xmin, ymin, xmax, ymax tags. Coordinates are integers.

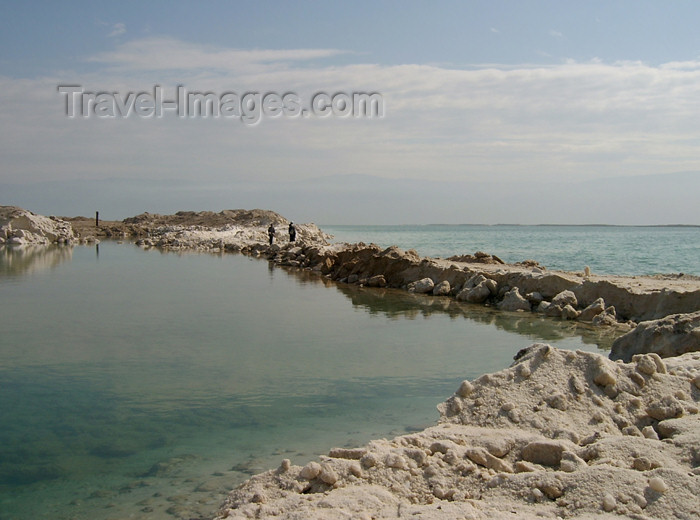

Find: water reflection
<box><xmin>285</xmin><ymin>266</ymin><xmax>620</xmax><ymax>352</ymax></box>
<box><xmin>0</xmin><ymin>245</ymin><xmax>73</xmax><ymax>278</ymax></box>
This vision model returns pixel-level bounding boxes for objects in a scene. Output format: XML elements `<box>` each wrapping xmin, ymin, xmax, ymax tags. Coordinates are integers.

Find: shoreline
<box><xmin>3</xmin><ymin>206</ymin><xmax>700</xmax><ymax>518</ymax></box>
<box><xmin>58</xmin><ymin>209</ymin><xmax>700</xmax><ymax>328</ymax></box>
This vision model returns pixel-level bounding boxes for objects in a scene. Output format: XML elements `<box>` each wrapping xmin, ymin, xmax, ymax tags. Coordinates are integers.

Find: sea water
<box><xmin>0</xmin><ymin>239</ymin><xmax>638</xmax><ymax>519</ymax></box>
<box><xmin>323</xmin><ymin>225</ymin><xmax>700</xmax><ymax>276</ymax></box>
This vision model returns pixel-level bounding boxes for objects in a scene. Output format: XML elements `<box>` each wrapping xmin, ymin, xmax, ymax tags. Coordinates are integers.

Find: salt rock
<box><xmin>385</xmin><ymin>454</ymin><xmax>408</xmax><ymax>470</ymax></box>
<box><xmin>646</xmin><ymin>396</ymin><xmax>684</xmax><ymax>420</ymax></box>
<box><xmin>633</xmin><ymin>457</ymin><xmax>659</xmax><ymax>471</ymax></box>
<box><xmin>656</xmin><ymin>419</ymin><xmax>683</xmax><ymax>439</ymax></box>
<box><xmin>299</xmin><ymin>461</ymin><xmax>322</xmax><ymax>479</ymax></box>
<box><xmin>578</xmin><ymin>298</ymin><xmax>605</xmax><ymax>321</ymax></box>
<box><xmin>403</xmin><ymin>448</ymin><xmax>428</xmax><ymax>466</ymax></box>
<box><xmin>560</xmin><ymin>451</ymin><xmax>587</xmax><ymax>473</ymax></box>
<box><xmin>516</xmin><ymin>363</ymin><xmax>531</xmax><ymax>378</ymax></box>
<box><xmin>648</xmin><ymin>477</ymin><xmax>668</xmax><ymax>493</ymax></box>
<box><xmin>561</xmin><ymin>304</ymin><xmax>580</xmax><ymax>320</ymax></box>
<box><xmin>525</xmin><ymin>291</ymin><xmax>544</xmax><ymax>304</ymax></box>
<box><xmin>443</xmin><ymin>449</ymin><xmax>459</xmax><ymax>465</ymax></box>
<box><xmin>429</xmin><ymin>440</ymin><xmax>458</xmax><ymax>455</ymax></box>
<box><xmin>541</xmin><ymin>483</ymin><xmax>563</xmax><ymax>499</ymax></box>
<box><xmin>278</xmin><ymin>459</ymin><xmax>291</xmax><ymax>472</ymax></box>
<box><xmin>630</xmin><ymin>372</ymin><xmax>645</xmax><ymax>387</ymax></box>
<box><xmin>593</xmin><ymin>367</ymin><xmax>617</xmax><ymax>387</ymax></box>
<box><xmin>593</xmin><ymin>310</ymin><xmax>618</xmax><ymax>327</ymax></box>
<box><xmin>432</xmin><ymin>280</ymin><xmax>451</xmax><ymax>296</ymax></box>
<box><xmin>632</xmin><ymin>493</ymin><xmax>647</xmax><ymax>509</ymax></box>
<box><xmin>623</xmin><ymin>425</ymin><xmax>642</xmax><ymax>436</ymax></box>
<box><xmin>442</xmin><ymin>395</ymin><xmax>463</xmax><ymax>415</ymax></box>
<box><xmin>360</xmin><ymin>452</ymin><xmax>379</xmax><ymax>468</ymax></box>
<box><xmin>610</xmin><ymin>311</ymin><xmax>700</xmax><ymax>362</ymax></box>
<box><xmin>483</xmin><ymin>278</ymin><xmax>498</xmax><ymax>294</ymax></box>
<box><xmin>521</xmin><ymin>440</ymin><xmax>570</xmax><ymax>467</ymax></box>
<box><xmin>634</xmin><ymin>354</ymin><xmax>658</xmax><ymax>375</ymax></box>
<box><xmin>641</xmin><ymin>426</ymin><xmax>659</xmax><ymax>440</ymax></box>
<box><xmin>456</xmin><ymin>380</ymin><xmax>474</xmax><ymax>397</ymax></box>
<box><xmin>602</xmin><ymin>493</ymin><xmax>617</xmax><ymax>512</ymax></box>
<box><xmin>516</xmin><ymin>461</ymin><xmax>537</xmax><ymax>473</ymax></box>
<box><xmin>464</xmin><ymin>273</ymin><xmax>487</xmax><ymax>289</ymax></box>
<box><xmin>484</xmin><ymin>438</ymin><xmax>513</xmax><ymax>458</ymax></box>
<box><xmin>349</xmin><ymin>462</ymin><xmax>362</xmax><ymax>477</ymax></box>
<box><xmin>464</xmin><ymin>282</ymin><xmax>492</xmax><ymax>303</ymax></box>
<box><xmin>328</xmin><ymin>448</ymin><xmax>366</xmax><ymax>460</ymax></box>
<box><xmin>407</xmin><ymin>278</ymin><xmax>434</xmax><ymax>294</ymax></box>
<box><xmin>464</xmin><ymin>447</ymin><xmax>513</xmax><ymax>473</ymax></box>
<box><xmin>569</xmin><ymin>375</ymin><xmax>586</xmax><ymax>394</ymax></box>
<box><xmin>649</xmin><ymin>353</ymin><xmax>667</xmax><ymax>374</ymax></box>
<box><xmin>536</xmin><ymin>301</ymin><xmax>551</xmax><ymax>313</ymax></box>
<box><xmin>675</xmin><ymin>390</ymin><xmax>689</xmax><ymax>401</ymax></box>
<box><xmin>552</xmin><ymin>290</ymin><xmax>577</xmax><ymax>307</ymax></box>
<box><xmin>545</xmin><ymin>393</ymin><xmax>568</xmax><ymax>411</ymax></box>
<box><xmin>545</xmin><ymin>303</ymin><xmax>565</xmax><ymax>317</ymax></box>
<box><xmin>319</xmin><ymin>464</ymin><xmax>338</xmax><ymax>485</ymax></box>
<box><xmin>498</xmin><ymin>287</ymin><xmax>531</xmax><ymax>312</ymax></box>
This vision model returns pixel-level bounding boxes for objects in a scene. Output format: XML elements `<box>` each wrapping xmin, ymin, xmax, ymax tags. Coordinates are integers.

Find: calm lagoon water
<box><xmin>0</xmin><ymin>241</ymin><xmax>620</xmax><ymax>520</ymax></box>
<box><xmin>323</xmin><ymin>224</ymin><xmax>700</xmax><ymax>276</ymax></box>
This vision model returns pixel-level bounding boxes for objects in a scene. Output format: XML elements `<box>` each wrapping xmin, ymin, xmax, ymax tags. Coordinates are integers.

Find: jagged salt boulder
<box><xmin>610</xmin><ymin>311</ymin><xmax>700</xmax><ymax>362</ymax></box>
<box><xmin>0</xmin><ymin>206</ymin><xmax>74</xmax><ymax>245</ymax></box>
<box><xmin>579</xmin><ymin>297</ymin><xmax>605</xmax><ymax>322</ymax></box>
<box><xmin>432</xmin><ymin>280</ymin><xmax>451</xmax><ymax>296</ymax></box>
<box><xmin>456</xmin><ymin>280</ymin><xmax>493</xmax><ymax>303</ymax></box>
<box><xmin>551</xmin><ymin>290</ymin><xmax>577</xmax><ymax>307</ymax></box>
<box><xmin>498</xmin><ymin>287</ymin><xmax>531</xmax><ymax>312</ymax></box>
<box><xmin>407</xmin><ymin>278</ymin><xmax>434</xmax><ymax>294</ymax></box>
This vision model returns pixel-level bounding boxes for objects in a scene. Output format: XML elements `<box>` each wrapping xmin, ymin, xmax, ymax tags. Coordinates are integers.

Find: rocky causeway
<box><xmin>2</xmin><ymin>205</ymin><xmax>699</xmax><ymax>519</ymax></box>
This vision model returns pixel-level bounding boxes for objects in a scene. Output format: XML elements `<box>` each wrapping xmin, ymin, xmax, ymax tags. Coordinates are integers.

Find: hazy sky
<box><xmin>1</xmin><ymin>1</ymin><xmax>700</xmax><ymax>224</ymax></box>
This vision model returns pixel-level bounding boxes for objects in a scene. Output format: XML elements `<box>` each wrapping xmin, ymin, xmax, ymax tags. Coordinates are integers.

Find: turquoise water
<box><xmin>323</xmin><ymin>225</ymin><xmax>700</xmax><ymax>276</ymax></box>
<box><xmin>0</xmin><ymin>242</ymin><xmax>621</xmax><ymax>520</ymax></box>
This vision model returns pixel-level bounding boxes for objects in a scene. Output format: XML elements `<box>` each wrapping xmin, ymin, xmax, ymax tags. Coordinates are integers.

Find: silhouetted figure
<box><xmin>288</xmin><ymin>222</ymin><xmax>297</xmax><ymax>243</ymax></box>
<box><xmin>268</xmin><ymin>224</ymin><xmax>276</xmax><ymax>245</ymax></box>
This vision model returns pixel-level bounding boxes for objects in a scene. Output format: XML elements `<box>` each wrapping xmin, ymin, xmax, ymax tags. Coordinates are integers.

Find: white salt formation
<box><xmin>214</xmin><ymin>344</ymin><xmax>700</xmax><ymax>519</ymax></box>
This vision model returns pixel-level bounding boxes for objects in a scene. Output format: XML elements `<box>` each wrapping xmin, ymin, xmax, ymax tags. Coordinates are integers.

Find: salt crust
<box><xmin>214</xmin><ymin>345</ymin><xmax>700</xmax><ymax>519</ymax></box>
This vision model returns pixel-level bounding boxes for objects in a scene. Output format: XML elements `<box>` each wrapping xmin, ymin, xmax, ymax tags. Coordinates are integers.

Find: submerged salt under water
<box><xmin>0</xmin><ymin>242</ymin><xmax>620</xmax><ymax>520</ymax></box>
<box><xmin>323</xmin><ymin>224</ymin><xmax>700</xmax><ymax>276</ymax></box>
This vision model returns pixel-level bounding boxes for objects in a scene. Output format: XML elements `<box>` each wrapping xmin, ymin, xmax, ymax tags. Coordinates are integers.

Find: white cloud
<box><xmin>87</xmin><ymin>37</ymin><xmax>348</xmax><ymax>71</ymax></box>
<box><xmin>4</xmin><ymin>37</ymin><xmax>700</xmax><ymax>196</ymax></box>
<box><xmin>549</xmin><ymin>29</ymin><xmax>563</xmax><ymax>38</ymax></box>
<box><xmin>108</xmin><ymin>23</ymin><xmax>126</xmax><ymax>38</ymax></box>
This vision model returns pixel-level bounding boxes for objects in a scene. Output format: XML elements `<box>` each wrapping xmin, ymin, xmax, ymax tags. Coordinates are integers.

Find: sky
<box><xmin>1</xmin><ymin>0</ymin><xmax>700</xmax><ymax>224</ymax></box>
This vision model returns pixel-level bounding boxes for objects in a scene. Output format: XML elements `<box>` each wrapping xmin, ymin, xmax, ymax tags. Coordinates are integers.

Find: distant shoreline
<box><xmin>324</xmin><ymin>223</ymin><xmax>700</xmax><ymax>228</ymax></box>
